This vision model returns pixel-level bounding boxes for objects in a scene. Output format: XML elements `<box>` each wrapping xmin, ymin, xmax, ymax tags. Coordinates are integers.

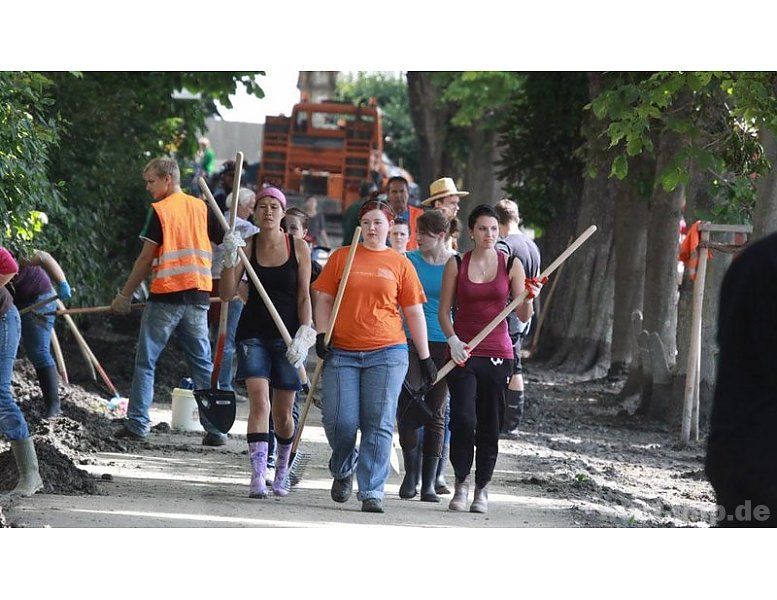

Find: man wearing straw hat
<box><xmin>110</xmin><ymin>157</ymin><xmax>235</xmax><ymax>446</ymax></box>
<box><xmin>421</xmin><ymin>177</ymin><xmax>469</xmax><ymax>220</ymax></box>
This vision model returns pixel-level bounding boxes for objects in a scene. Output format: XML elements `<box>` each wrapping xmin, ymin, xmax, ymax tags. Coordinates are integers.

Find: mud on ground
<box><xmin>0</xmin><ymin>318</ymin><xmax>716</xmax><ymax>527</ymax></box>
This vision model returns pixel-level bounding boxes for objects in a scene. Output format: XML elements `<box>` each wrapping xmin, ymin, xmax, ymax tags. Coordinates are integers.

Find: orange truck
<box><xmin>258</xmin><ymin>97</ymin><xmax>383</xmax><ymax>214</ymax></box>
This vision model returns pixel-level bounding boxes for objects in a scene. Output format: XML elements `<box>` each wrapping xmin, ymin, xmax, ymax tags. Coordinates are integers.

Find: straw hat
<box><xmin>421</xmin><ymin>177</ymin><xmax>469</xmax><ymax>206</ymax></box>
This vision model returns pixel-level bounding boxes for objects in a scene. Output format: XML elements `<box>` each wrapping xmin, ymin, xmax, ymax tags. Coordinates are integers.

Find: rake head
<box><xmin>284</xmin><ymin>450</ymin><xmax>311</xmax><ymax>490</ymax></box>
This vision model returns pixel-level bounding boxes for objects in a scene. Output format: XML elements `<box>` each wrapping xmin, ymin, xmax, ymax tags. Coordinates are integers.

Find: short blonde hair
<box><xmin>143</xmin><ymin>157</ymin><xmax>180</xmax><ymax>185</ymax></box>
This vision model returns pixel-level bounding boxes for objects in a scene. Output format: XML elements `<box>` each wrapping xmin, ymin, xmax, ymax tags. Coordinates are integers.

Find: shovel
<box><xmin>192</xmin><ymin>152</ymin><xmax>244</xmax><ymax>435</ymax></box>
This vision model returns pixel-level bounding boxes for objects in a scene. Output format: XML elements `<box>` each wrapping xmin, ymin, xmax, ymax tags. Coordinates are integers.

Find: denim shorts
<box><xmin>236</xmin><ymin>337</ymin><xmax>301</xmax><ymax>391</ymax></box>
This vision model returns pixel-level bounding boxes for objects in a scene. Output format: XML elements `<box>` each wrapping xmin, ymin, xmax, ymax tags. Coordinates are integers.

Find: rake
<box><xmin>286</xmin><ymin>226</ymin><xmax>362</xmax><ymax>488</ymax></box>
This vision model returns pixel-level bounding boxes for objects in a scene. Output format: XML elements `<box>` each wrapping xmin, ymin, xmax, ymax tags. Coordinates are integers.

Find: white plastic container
<box><xmin>171</xmin><ymin>388</ymin><xmax>203</xmax><ymax>432</ymax></box>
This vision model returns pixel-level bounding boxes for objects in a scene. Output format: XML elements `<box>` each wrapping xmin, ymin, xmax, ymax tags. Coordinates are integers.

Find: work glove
<box><xmin>315</xmin><ymin>332</ymin><xmax>330</xmax><ymax>361</ymax></box>
<box><xmin>286</xmin><ymin>324</ymin><xmax>317</xmax><ymax>369</ymax></box>
<box><xmin>524</xmin><ymin>276</ymin><xmax>547</xmax><ymax>300</ymax></box>
<box><xmin>447</xmin><ymin>334</ymin><xmax>470</xmax><ymax>367</ymax></box>
<box><xmin>56</xmin><ymin>280</ymin><xmax>72</xmax><ymax>302</ymax></box>
<box><xmin>221</xmin><ymin>231</ymin><xmax>246</xmax><ymax>269</ymax></box>
<box><xmin>419</xmin><ymin>356</ymin><xmax>438</xmax><ymax>390</ymax></box>
<box><xmin>110</xmin><ymin>291</ymin><xmax>132</xmax><ymax>315</ymax></box>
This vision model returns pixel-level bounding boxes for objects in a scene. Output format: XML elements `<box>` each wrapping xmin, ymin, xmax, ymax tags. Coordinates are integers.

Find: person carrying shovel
<box><xmin>219</xmin><ymin>186</ymin><xmax>316</xmax><ymax>498</ymax></box>
<box><xmin>111</xmin><ymin>157</ymin><xmax>231</xmax><ymax>445</ymax></box>
<box><xmin>8</xmin><ymin>249</ymin><xmax>73</xmax><ymax>419</ymax></box>
<box><xmin>312</xmin><ymin>198</ymin><xmax>437</xmax><ymax>514</ymax></box>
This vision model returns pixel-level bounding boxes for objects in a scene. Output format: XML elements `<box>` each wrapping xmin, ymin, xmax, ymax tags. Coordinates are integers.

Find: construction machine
<box><xmin>258</xmin><ymin>96</ymin><xmax>384</xmax><ymax>216</ymax></box>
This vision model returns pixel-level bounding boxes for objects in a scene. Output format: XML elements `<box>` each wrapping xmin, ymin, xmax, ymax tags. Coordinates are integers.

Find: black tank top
<box><xmin>236</xmin><ymin>234</ymin><xmax>300</xmax><ymax>341</ymax></box>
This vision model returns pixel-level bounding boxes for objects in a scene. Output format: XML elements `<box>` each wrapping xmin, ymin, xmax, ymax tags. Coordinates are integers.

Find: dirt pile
<box><xmin>1</xmin><ymin>319</ymin><xmax>199</xmax><ymax>506</ymax></box>
<box><xmin>0</xmin><ymin>440</ymin><xmax>95</xmax><ymax>495</ymax></box>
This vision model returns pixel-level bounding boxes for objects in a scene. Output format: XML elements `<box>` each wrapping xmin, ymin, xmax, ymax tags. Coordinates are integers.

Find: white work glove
<box><xmin>285</xmin><ymin>324</ymin><xmax>317</xmax><ymax>369</ymax></box>
<box><xmin>110</xmin><ymin>291</ymin><xmax>132</xmax><ymax>315</ymax></box>
<box><xmin>447</xmin><ymin>334</ymin><xmax>470</xmax><ymax>367</ymax></box>
<box><xmin>221</xmin><ymin>231</ymin><xmax>246</xmax><ymax>269</ymax></box>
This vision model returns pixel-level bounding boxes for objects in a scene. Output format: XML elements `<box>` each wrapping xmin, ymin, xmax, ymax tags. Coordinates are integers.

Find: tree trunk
<box><xmin>752</xmin><ymin>126</ymin><xmax>777</xmax><ymax>242</ymax></box>
<box><xmin>700</xmin><ymin>234</ymin><xmax>731</xmax><ymax>425</ymax></box>
<box><xmin>406</xmin><ymin>72</ymin><xmax>451</xmax><ymax>197</ymax></box>
<box><xmin>637</xmin><ymin>125</ymin><xmax>687</xmax><ymax>420</ymax></box>
<box><xmin>538</xmin><ymin>165</ymin><xmax>616</xmax><ymax>376</ymax></box>
<box><xmin>609</xmin><ymin>173</ymin><xmax>649</xmax><ymax>376</ymax></box>
<box><xmin>457</xmin><ymin>125</ymin><xmax>500</xmax><ymax>252</ymax></box>
<box><xmin>535</xmin><ymin>72</ymin><xmax>616</xmax><ymax>377</ymax></box>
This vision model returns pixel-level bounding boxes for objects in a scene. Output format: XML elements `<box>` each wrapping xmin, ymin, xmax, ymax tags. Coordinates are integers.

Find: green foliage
<box><xmin>497</xmin><ymin>72</ymin><xmax>589</xmax><ymax>229</ymax></box>
<box><xmin>0</xmin><ymin>72</ymin><xmax>64</xmax><ymax>258</ymax></box>
<box><xmin>0</xmin><ymin>72</ymin><xmax>263</xmax><ymax>306</ymax></box>
<box><xmin>440</xmin><ymin>71</ymin><xmax>524</xmax><ymax>129</ymax></box>
<box><xmin>335</xmin><ymin>72</ymin><xmax>419</xmax><ymax>177</ymax></box>
<box><xmin>588</xmin><ymin>72</ymin><xmax>777</xmax><ymax>211</ymax></box>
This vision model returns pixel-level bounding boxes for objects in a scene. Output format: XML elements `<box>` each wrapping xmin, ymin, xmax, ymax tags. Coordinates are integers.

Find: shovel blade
<box><xmin>193</xmin><ymin>388</ymin><xmax>236</xmax><ymax>434</ymax></box>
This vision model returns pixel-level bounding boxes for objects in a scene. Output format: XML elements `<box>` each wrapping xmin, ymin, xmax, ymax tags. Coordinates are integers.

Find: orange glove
<box><xmin>524</xmin><ymin>276</ymin><xmax>548</xmax><ymax>300</ymax></box>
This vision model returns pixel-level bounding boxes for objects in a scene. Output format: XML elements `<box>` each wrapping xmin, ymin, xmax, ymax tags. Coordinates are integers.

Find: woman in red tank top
<box><xmin>438</xmin><ymin>204</ymin><xmax>540</xmax><ymax>514</ymax></box>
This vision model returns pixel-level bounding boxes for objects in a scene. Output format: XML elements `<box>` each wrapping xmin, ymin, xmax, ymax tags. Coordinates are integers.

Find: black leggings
<box><xmin>397</xmin><ymin>341</ymin><xmax>449</xmax><ymax>456</ymax></box>
<box><xmin>447</xmin><ymin>356</ymin><xmax>512</xmax><ymax>488</ymax></box>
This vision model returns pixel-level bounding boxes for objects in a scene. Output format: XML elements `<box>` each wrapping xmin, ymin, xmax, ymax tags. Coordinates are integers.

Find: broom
<box><xmin>286</xmin><ymin>226</ymin><xmax>362</xmax><ymax>488</ymax></box>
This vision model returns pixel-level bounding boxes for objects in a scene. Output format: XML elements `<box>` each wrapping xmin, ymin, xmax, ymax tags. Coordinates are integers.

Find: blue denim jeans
<box><xmin>210</xmin><ymin>297</ymin><xmax>243</xmax><ymax>391</ymax></box>
<box><xmin>126</xmin><ymin>301</ymin><xmax>222</xmax><ymax>438</ymax></box>
<box><xmin>19</xmin><ymin>292</ymin><xmax>56</xmax><ymax>368</ymax></box>
<box><xmin>0</xmin><ymin>306</ymin><xmax>29</xmax><ymax>441</ymax></box>
<box><xmin>321</xmin><ymin>345</ymin><xmax>408</xmax><ymax>501</ymax></box>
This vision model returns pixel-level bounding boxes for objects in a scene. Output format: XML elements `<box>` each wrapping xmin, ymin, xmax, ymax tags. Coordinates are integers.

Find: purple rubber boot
<box><xmin>248</xmin><ymin>441</ymin><xmax>268</xmax><ymax>499</ymax></box>
<box><xmin>272</xmin><ymin>441</ymin><xmax>292</xmax><ymax>497</ymax></box>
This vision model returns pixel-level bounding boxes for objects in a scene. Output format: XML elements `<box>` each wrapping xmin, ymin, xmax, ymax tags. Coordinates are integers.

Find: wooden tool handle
<box><xmin>19</xmin><ymin>294</ymin><xmax>59</xmax><ymax>315</ymax></box>
<box><xmin>48</xmin><ymin>297</ymin><xmax>220</xmax><ymax>316</ymax></box>
<box><xmin>56</xmin><ymin>299</ymin><xmax>96</xmax><ymax>381</ymax></box>
<box><xmin>435</xmin><ymin>224</ymin><xmax>598</xmax><ymax>383</ymax></box>
<box><xmin>291</xmin><ymin>226</ymin><xmax>362</xmax><ymax>454</ymax></box>
<box><xmin>199</xmin><ymin>176</ymin><xmax>309</xmax><ymax>386</ymax></box>
<box><xmin>211</xmin><ymin>153</ymin><xmax>244</xmax><ymax>388</ymax></box>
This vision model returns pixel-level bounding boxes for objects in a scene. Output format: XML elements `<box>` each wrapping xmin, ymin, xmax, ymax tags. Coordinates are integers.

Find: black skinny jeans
<box><xmin>397</xmin><ymin>341</ymin><xmax>449</xmax><ymax>457</ymax></box>
<box><xmin>446</xmin><ymin>355</ymin><xmax>513</xmax><ymax>488</ymax></box>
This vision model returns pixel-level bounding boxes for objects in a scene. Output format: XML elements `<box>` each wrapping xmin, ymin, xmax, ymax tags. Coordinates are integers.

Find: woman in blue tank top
<box><xmin>397</xmin><ymin>210</ymin><xmax>456</xmax><ymax>502</ymax></box>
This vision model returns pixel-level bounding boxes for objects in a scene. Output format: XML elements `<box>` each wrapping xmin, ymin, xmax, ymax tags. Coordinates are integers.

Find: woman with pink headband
<box><xmin>220</xmin><ymin>186</ymin><xmax>316</xmax><ymax>499</ymax></box>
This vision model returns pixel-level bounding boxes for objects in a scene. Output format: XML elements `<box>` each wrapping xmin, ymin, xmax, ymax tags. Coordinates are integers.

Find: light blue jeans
<box><xmin>0</xmin><ymin>306</ymin><xmax>29</xmax><ymax>441</ymax></box>
<box><xmin>321</xmin><ymin>345</ymin><xmax>408</xmax><ymax>501</ymax></box>
<box><xmin>126</xmin><ymin>301</ymin><xmax>223</xmax><ymax>438</ymax></box>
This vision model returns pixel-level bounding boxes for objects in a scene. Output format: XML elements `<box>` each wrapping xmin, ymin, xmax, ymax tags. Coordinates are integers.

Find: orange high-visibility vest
<box><xmin>405</xmin><ymin>205</ymin><xmax>424</xmax><ymax>251</ymax></box>
<box><xmin>150</xmin><ymin>192</ymin><xmax>213</xmax><ymax>294</ymax></box>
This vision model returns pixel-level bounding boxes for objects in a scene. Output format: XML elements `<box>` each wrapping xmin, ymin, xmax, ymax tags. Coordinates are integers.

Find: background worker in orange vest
<box><xmin>110</xmin><ymin>157</ymin><xmax>232</xmax><ymax>445</ymax></box>
<box><xmin>386</xmin><ymin>176</ymin><xmax>423</xmax><ymax>252</ymax></box>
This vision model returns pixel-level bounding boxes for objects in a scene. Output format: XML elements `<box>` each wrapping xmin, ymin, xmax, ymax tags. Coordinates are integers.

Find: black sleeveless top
<box><xmin>237</xmin><ymin>234</ymin><xmax>300</xmax><ymax>342</ymax></box>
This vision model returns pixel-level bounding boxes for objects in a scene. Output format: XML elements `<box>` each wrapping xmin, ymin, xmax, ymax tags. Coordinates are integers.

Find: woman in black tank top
<box><xmin>219</xmin><ymin>187</ymin><xmax>315</xmax><ymax>500</ymax></box>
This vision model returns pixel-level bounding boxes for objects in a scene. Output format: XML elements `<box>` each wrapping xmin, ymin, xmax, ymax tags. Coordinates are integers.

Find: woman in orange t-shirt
<box><xmin>312</xmin><ymin>199</ymin><xmax>437</xmax><ymax>514</ymax></box>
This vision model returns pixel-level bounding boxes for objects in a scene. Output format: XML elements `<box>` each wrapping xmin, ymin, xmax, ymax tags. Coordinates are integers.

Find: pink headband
<box><xmin>256</xmin><ymin>186</ymin><xmax>287</xmax><ymax>209</ymax></box>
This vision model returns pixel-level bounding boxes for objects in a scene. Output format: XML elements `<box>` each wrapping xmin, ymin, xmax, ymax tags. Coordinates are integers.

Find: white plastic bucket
<box><xmin>171</xmin><ymin>388</ymin><xmax>203</xmax><ymax>432</ymax></box>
